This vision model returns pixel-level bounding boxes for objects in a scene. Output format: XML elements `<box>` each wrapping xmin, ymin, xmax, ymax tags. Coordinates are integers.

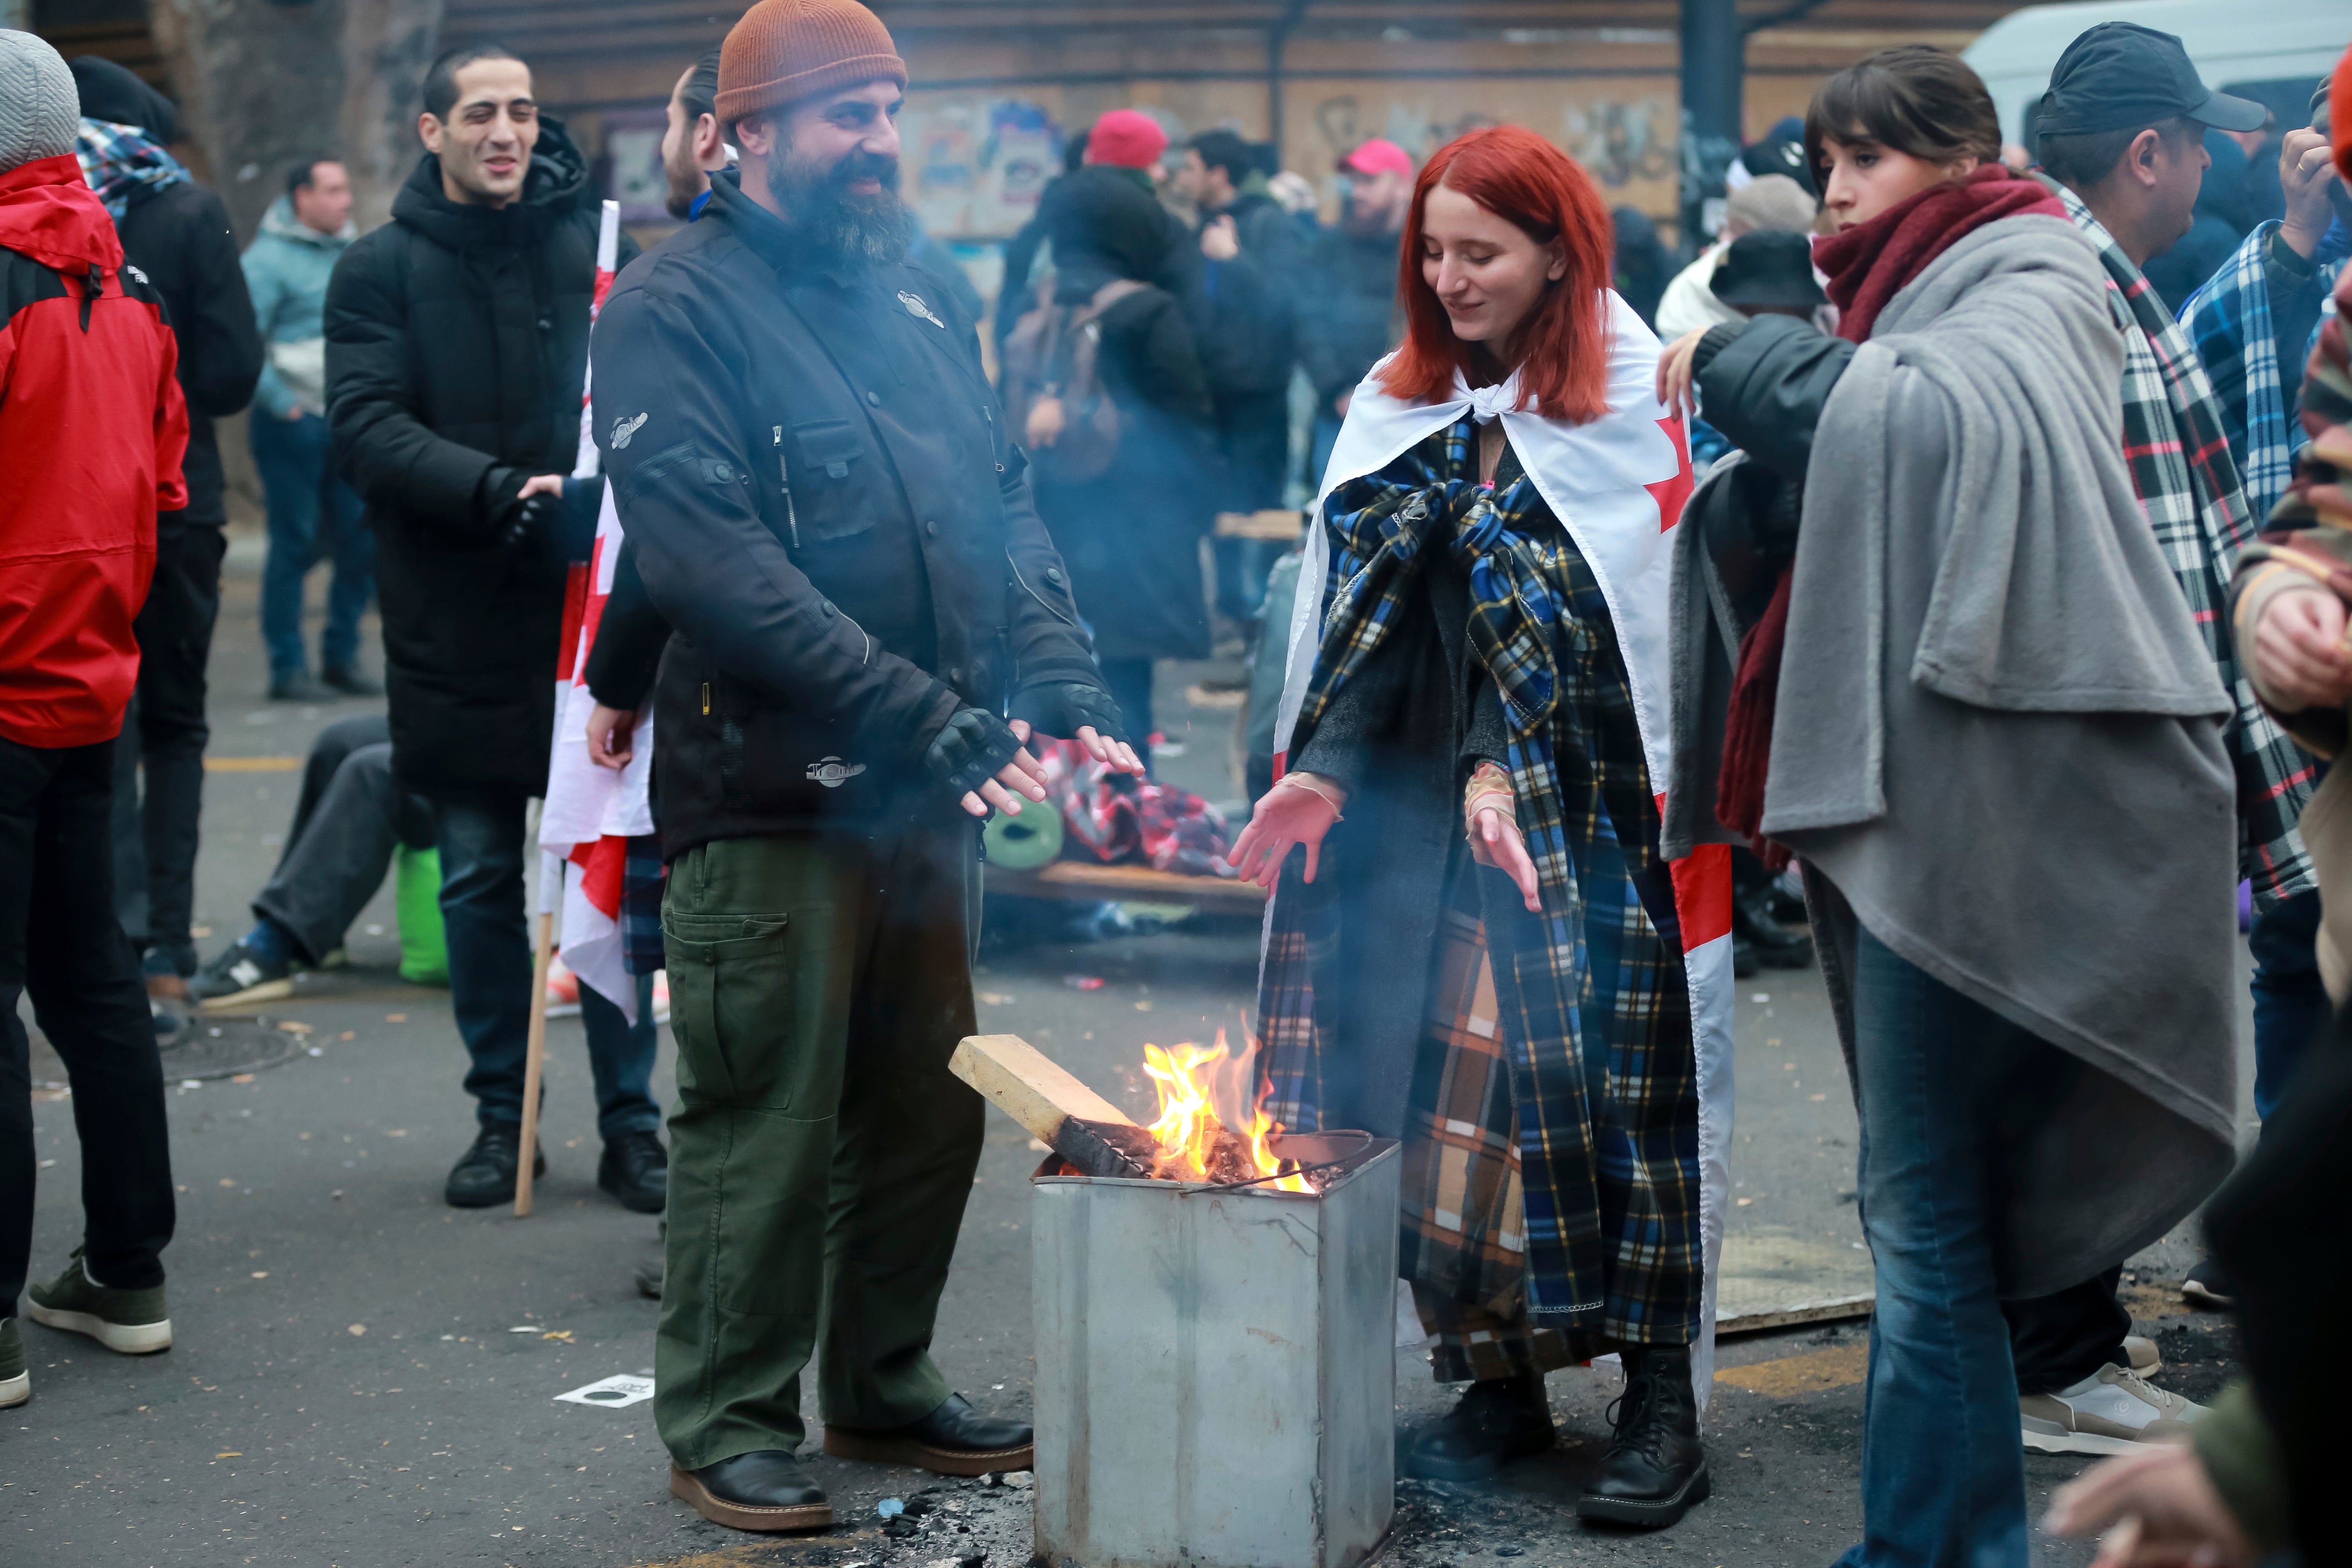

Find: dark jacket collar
<box><xmin>702</xmin><ymin>168</ymin><xmax>870</xmax><ymax>289</ymax></box>
<box><xmin>392</xmin><ymin>115</ymin><xmax>592</xmax><ymax>252</ymax></box>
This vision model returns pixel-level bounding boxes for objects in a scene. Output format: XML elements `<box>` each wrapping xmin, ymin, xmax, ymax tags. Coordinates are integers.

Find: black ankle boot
<box><xmin>1406</xmin><ymin>1370</ymin><xmax>1555</xmax><ymax>1481</ymax></box>
<box><xmin>1576</xmin><ymin>1344</ymin><xmax>1710</xmax><ymax>1526</ymax></box>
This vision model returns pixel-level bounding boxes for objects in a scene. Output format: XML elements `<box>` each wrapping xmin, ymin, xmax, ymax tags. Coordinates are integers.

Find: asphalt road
<box><xmin>6</xmin><ymin>542</ymin><xmax>2249</xmax><ymax>1567</ymax></box>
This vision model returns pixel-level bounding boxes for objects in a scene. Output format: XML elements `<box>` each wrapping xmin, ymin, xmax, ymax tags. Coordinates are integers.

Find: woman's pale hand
<box><xmin>1470</xmin><ymin>805</ymin><xmax>1542</xmax><ymax>912</ymax></box>
<box><xmin>2253</xmin><ymin>586</ymin><xmax>2352</xmax><ymax>710</ymax></box>
<box><xmin>1025</xmin><ymin>396</ymin><xmax>1066</xmax><ymax>450</ymax></box>
<box><xmin>2043</xmin><ymin>1443</ymin><xmax>2254</xmax><ymax>1568</ymax></box>
<box><xmin>1655</xmin><ymin>327</ymin><xmax>1709</xmax><ymax>422</ymax></box>
<box><xmin>586</xmin><ymin>704</ymin><xmax>637</xmax><ymax>770</ymax></box>
<box><xmin>1228</xmin><ymin>774</ymin><xmax>1345</xmax><ymax>889</ymax></box>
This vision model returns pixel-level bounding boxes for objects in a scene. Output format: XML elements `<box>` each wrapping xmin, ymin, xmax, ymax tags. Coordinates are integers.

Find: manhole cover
<box><xmin>159</xmin><ymin>1018</ymin><xmax>305</xmax><ymax>1080</ymax></box>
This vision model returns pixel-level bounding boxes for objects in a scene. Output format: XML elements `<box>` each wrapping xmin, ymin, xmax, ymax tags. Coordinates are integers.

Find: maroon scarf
<box><xmin>1715</xmin><ymin>167</ymin><xmax>2066</xmax><ymax>863</ymax></box>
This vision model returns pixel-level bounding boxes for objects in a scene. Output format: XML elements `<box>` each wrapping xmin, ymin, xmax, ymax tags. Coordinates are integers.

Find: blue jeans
<box><xmin>2249</xmin><ymin>887</ymin><xmax>2327</xmax><ymax>1124</ymax></box>
<box><xmin>430</xmin><ymin>794</ymin><xmax>660</xmax><ymax>1141</ymax></box>
<box><xmin>252</xmin><ymin>410</ymin><xmax>373</xmax><ymax>680</ymax></box>
<box><xmin>1838</xmin><ymin>928</ymin><xmax>2084</xmax><ymax>1568</ymax></box>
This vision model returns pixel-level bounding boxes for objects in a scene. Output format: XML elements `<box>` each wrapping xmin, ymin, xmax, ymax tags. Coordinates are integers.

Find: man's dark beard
<box><xmin>767</xmin><ymin>147</ymin><xmax>912</xmax><ymax>265</ymax></box>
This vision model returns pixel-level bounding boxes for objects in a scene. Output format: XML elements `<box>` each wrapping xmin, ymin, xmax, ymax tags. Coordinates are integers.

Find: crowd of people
<box><xmin>0</xmin><ymin>3</ymin><xmax>2345</xmax><ymax>1562</ymax></box>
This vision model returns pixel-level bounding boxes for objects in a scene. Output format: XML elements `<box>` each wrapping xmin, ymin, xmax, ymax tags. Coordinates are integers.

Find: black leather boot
<box><xmin>1577</xmin><ymin>1344</ymin><xmax>1710</xmax><ymax>1526</ymax></box>
<box><xmin>823</xmin><ymin>1392</ymin><xmax>1034</xmax><ymax>1476</ymax></box>
<box><xmin>1732</xmin><ymin>886</ymin><xmax>1813</xmax><ymax>969</ymax></box>
<box><xmin>670</xmin><ymin>1450</ymin><xmax>831</xmax><ymax>1531</ymax></box>
<box><xmin>444</xmin><ymin>1123</ymin><xmax>545</xmax><ymax>1208</ymax></box>
<box><xmin>1406</xmin><ymin>1370</ymin><xmax>1555</xmax><ymax>1481</ymax></box>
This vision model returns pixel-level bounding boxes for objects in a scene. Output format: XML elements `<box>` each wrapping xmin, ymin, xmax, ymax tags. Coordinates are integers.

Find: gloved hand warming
<box><xmin>1009</xmin><ymin>682</ymin><xmax>1147</xmax><ymax>776</ymax></box>
<box><xmin>923</xmin><ymin>706</ymin><xmax>1050</xmax><ymax>819</ymax></box>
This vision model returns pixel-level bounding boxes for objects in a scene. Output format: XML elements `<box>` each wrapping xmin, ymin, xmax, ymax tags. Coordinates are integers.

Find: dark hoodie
<box><xmin>324</xmin><ymin>119</ymin><xmax>638</xmax><ymax>798</ymax></box>
<box><xmin>0</xmin><ymin>154</ymin><xmax>188</xmax><ymax>748</ymax></box>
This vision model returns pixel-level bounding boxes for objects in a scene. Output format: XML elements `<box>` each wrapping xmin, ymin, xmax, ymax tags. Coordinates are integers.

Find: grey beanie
<box><xmin>0</xmin><ymin>30</ymin><xmax>80</xmax><ymax>176</ymax></box>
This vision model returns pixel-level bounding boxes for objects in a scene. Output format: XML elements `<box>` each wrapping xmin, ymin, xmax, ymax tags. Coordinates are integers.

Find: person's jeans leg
<box><xmin>578</xmin><ymin>973</ymin><xmax>661</xmax><ymax>1142</ymax></box>
<box><xmin>431</xmin><ymin>794</ymin><xmax>531</xmax><ymax>1128</ymax></box>
<box><xmin>279</xmin><ymin>715</ymin><xmax>393</xmax><ymax>875</ymax></box>
<box><xmin>17</xmin><ymin>740</ymin><xmax>175</xmax><ymax>1291</ymax></box>
<box><xmin>320</xmin><ymin>467</ymin><xmax>375</xmax><ymax>676</ymax></box>
<box><xmin>1836</xmin><ymin>927</ymin><xmax>2040</xmax><ymax>1568</ymax></box>
<box><xmin>135</xmin><ymin>526</ymin><xmax>224</xmax><ymax>977</ymax></box>
<box><xmin>818</xmin><ymin>823</ymin><xmax>986</xmax><ymax>1429</ymax></box>
<box><xmin>252</xmin><ymin>410</ymin><xmax>324</xmax><ymax>681</ymax></box>
<box><xmin>2001</xmin><ymin>1267</ymin><xmax>2130</xmax><ymax>1396</ymax></box>
<box><xmin>0</xmin><ymin>737</ymin><xmax>50</xmax><ymax>1318</ymax></box>
<box><xmin>2249</xmin><ymin>888</ymin><xmax>2327</xmax><ymax>1123</ymax></box>
<box><xmin>657</xmin><ymin>833</ymin><xmax>858</xmax><ymax>1467</ymax></box>
<box><xmin>252</xmin><ymin>742</ymin><xmax>407</xmax><ymax>965</ymax></box>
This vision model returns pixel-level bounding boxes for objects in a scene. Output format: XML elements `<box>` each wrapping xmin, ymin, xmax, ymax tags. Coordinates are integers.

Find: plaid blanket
<box><xmin>2184</xmin><ymin>220</ymin><xmax>2345</xmax><ymax>522</ymax></box>
<box><xmin>1260</xmin><ymin>421</ymin><xmax>1701</xmax><ymax>1338</ymax></box>
<box><xmin>74</xmin><ymin>118</ymin><xmax>191</xmax><ymax>220</ymax></box>
<box><xmin>2057</xmin><ymin>188</ymin><xmax>2316</xmax><ymax>905</ymax></box>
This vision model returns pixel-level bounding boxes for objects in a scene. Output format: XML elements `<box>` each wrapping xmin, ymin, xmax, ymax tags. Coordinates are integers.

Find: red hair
<box><xmin>1377</xmin><ymin>125</ymin><xmax>1614</xmax><ymax>424</ymax></box>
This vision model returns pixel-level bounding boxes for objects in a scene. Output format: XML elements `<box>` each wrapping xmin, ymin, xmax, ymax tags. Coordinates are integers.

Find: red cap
<box><xmin>1339</xmin><ymin>137</ymin><xmax>1412</xmax><ymax>180</ymax></box>
<box><xmin>1085</xmin><ymin>109</ymin><xmax>1170</xmax><ymax>170</ymax></box>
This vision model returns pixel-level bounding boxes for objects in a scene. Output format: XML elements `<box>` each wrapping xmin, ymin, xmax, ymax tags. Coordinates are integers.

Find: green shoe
<box><xmin>0</xmin><ymin>1317</ymin><xmax>27</xmax><ymax>1407</ymax></box>
<box><xmin>25</xmin><ymin>1250</ymin><xmax>172</xmax><ymax>1355</ymax></box>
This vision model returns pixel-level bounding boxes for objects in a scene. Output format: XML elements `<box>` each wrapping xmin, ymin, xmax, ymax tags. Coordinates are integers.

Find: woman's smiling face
<box><xmin>1418</xmin><ymin>178</ymin><xmax>1567</xmax><ymax>362</ymax></box>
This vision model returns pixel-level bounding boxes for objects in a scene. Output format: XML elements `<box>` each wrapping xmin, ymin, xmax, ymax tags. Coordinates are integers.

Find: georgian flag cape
<box><xmin>1268</xmin><ymin>291</ymin><xmax>1738</xmax><ymax>1392</ymax></box>
<box><xmin>536</xmin><ymin>201</ymin><xmax>655</xmax><ymax>1022</ymax></box>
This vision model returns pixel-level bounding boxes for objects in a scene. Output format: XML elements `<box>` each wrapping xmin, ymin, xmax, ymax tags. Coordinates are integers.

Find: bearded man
<box><xmin>588</xmin><ymin>0</ymin><xmax>1142</xmax><ymax>1534</ymax></box>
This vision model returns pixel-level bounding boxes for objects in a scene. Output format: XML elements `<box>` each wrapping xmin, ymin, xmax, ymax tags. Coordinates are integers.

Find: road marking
<box><xmin>1715</xmin><ymin>1340</ymin><xmax>1869</xmax><ymax>1396</ymax></box>
<box><xmin>206</xmin><ymin>756</ymin><xmax>301</xmax><ymax>772</ymax></box>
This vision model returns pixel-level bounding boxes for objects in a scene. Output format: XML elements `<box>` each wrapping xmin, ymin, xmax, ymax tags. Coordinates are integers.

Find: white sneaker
<box><xmin>2021</xmin><ymin>1363</ymin><xmax>2207</xmax><ymax>1455</ymax></box>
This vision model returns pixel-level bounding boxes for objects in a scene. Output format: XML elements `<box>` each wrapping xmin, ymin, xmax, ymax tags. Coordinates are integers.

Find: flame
<box><xmin>1142</xmin><ymin>1029</ymin><xmax>1313</xmax><ymax>1192</ymax></box>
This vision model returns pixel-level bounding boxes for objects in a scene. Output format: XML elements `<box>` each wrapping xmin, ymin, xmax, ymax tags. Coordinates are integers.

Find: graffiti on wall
<box><xmin>1565</xmin><ymin>98</ymin><xmax>1674</xmax><ymax>187</ymax></box>
<box><xmin>905</xmin><ymin>98</ymin><xmax>1063</xmax><ymax>239</ymax></box>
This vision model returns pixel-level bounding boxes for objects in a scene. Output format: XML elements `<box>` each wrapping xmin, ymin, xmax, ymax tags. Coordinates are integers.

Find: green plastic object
<box><xmin>395</xmin><ymin>845</ymin><xmax>450</xmax><ymax>987</ymax></box>
<box><xmin>983</xmin><ymin>799</ymin><xmax>1064</xmax><ymax>869</ymax></box>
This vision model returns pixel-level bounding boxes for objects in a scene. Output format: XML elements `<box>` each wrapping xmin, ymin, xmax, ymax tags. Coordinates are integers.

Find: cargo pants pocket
<box><xmin>662</xmin><ymin>909</ymin><xmax>805</xmax><ymax>1111</ymax></box>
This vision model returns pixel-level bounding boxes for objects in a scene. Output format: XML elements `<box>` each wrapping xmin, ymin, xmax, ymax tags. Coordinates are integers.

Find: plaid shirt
<box><xmin>73</xmin><ymin>118</ymin><xmax>191</xmax><ymax>219</ymax></box>
<box><xmin>2057</xmin><ymin>188</ymin><xmax>2316</xmax><ymax>905</ymax></box>
<box><xmin>1260</xmin><ymin>422</ymin><xmax>1700</xmax><ymax>1339</ymax></box>
<box><xmin>2184</xmin><ymin>220</ymin><xmax>2344</xmax><ymax>522</ymax></box>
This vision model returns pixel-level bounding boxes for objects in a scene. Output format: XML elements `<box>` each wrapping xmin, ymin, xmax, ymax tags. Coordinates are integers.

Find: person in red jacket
<box><xmin>0</xmin><ymin>29</ymin><xmax>190</xmax><ymax>1412</ymax></box>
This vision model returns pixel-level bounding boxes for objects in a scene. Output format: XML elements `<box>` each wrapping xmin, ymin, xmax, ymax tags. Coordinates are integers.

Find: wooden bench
<box><xmin>985</xmin><ymin>858</ymin><xmax>1268</xmax><ymax>915</ymax></box>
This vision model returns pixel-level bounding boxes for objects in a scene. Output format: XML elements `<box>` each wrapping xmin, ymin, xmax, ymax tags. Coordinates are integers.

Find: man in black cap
<box><xmin>67</xmin><ymin>59</ymin><xmax>264</xmax><ymax>1030</ymax></box>
<box><xmin>1708</xmin><ymin>229</ymin><xmax>1826</xmax><ymax>321</ymax></box>
<box><xmin>2000</xmin><ymin>21</ymin><xmax>2302</xmax><ymax>1465</ymax></box>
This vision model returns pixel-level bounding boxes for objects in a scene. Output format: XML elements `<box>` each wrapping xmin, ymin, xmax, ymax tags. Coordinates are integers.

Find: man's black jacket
<box><xmin>116</xmin><ymin>179</ymin><xmax>263</xmax><ymax>536</ymax></box>
<box><xmin>325</xmin><ymin>120</ymin><xmax>636</xmax><ymax>799</ymax></box>
<box><xmin>588</xmin><ymin>170</ymin><xmax>1101</xmax><ymax>858</ymax></box>
<box><xmin>1297</xmin><ymin>224</ymin><xmax>1401</xmax><ymax>412</ymax></box>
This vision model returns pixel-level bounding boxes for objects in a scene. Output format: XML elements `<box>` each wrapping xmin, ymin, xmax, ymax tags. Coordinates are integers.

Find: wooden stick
<box><xmin>951</xmin><ymin>1033</ymin><xmax>1165</xmax><ymax>1179</ymax></box>
<box><xmin>515</xmin><ymin>908</ymin><xmax>555</xmax><ymax>1217</ymax></box>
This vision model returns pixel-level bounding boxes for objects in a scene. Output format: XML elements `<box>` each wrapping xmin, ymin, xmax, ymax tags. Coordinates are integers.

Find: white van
<box><xmin>1963</xmin><ymin>0</ymin><xmax>2352</xmax><ymax>145</ymax></box>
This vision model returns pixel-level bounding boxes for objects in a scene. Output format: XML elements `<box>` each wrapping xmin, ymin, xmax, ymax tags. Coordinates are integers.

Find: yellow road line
<box><xmin>1714</xmin><ymin>1340</ymin><xmax>1870</xmax><ymax>1396</ymax></box>
<box><xmin>205</xmin><ymin>756</ymin><xmax>302</xmax><ymax>772</ymax></box>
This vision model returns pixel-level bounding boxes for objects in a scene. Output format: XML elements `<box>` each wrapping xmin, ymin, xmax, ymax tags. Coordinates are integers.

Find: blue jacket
<box><xmin>241</xmin><ymin>194</ymin><xmax>354</xmax><ymax>419</ymax></box>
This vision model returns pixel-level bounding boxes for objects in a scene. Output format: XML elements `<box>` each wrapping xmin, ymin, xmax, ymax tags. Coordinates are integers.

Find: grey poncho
<box><xmin>1666</xmin><ymin>217</ymin><xmax>2239</xmax><ymax>1297</ymax></box>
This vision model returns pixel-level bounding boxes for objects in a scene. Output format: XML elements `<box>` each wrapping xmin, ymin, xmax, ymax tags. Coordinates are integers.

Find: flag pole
<box><xmin>515</xmin><ymin>903</ymin><xmax>556</xmax><ymax>1217</ymax></box>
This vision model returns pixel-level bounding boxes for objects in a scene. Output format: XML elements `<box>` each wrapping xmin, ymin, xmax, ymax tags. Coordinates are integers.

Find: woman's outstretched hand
<box><xmin>1655</xmin><ymin>327</ymin><xmax>1709</xmax><ymax>423</ymax></box>
<box><xmin>1470</xmin><ymin>804</ymin><xmax>1542</xmax><ymax>912</ymax></box>
<box><xmin>1228</xmin><ymin>773</ymin><xmax>1346</xmax><ymax>889</ymax></box>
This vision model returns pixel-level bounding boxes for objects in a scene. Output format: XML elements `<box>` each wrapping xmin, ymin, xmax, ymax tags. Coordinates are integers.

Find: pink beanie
<box><xmin>1085</xmin><ymin>109</ymin><xmax>1170</xmax><ymax>170</ymax></box>
<box><xmin>1339</xmin><ymin>137</ymin><xmax>1413</xmax><ymax>180</ymax></box>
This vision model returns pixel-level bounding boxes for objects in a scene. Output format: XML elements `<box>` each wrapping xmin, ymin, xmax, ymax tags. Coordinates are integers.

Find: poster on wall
<box><xmin>908</xmin><ymin>101</ymin><xmax>981</xmax><ymax>236</ymax></box>
<box><xmin>976</xmin><ymin>101</ymin><xmax>1060</xmax><ymax>238</ymax></box>
<box><xmin>604</xmin><ymin>108</ymin><xmax>673</xmax><ymax>224</ymax></box>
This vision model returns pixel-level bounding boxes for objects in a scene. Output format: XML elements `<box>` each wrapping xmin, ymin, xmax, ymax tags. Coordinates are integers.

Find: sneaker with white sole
<box><xmin>2020</xmin><ymin>1363</ymin><xmax>2207</xmax><ymax>1455</ymax></box>
<box><xmin>0</xmin><ymin>1317</ymin><xmax>27</xmax><ymax>1407</ymax></box>
<box><xmin>24</xmin><ymin>1249</ymin><xmax>172</xmax><ymax>1355</ymax></box>
<box><xmin>189</xmin><ymin>937</ymin><xmax>296</xmax><ymax>1010</ymax></box>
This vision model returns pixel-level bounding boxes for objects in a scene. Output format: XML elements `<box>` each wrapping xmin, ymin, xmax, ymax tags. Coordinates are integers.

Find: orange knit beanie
<box><xmin>715</xmin><ymin>0</ymin><xmax>906</xmax><ymax>126</ymax></box>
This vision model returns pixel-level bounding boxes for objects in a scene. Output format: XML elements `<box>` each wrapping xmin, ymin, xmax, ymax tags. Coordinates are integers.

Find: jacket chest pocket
<box><xmin>776</xmin><ymin>419</ymin><xmax>882</xmax><ymax>549</ymax></box>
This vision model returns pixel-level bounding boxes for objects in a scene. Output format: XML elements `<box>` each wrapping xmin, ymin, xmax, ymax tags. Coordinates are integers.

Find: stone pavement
<box><xmin>5</xmin><ymin>542</ymin><xmax>2249</xmax><ymax>1566</ymax></box>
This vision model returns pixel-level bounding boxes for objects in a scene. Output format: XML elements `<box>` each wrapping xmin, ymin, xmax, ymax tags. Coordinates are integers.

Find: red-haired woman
<box><xmin>1228</xmin><ymin>125</ymin><xmax>1724</xmax><ymax>1527</ymax></box>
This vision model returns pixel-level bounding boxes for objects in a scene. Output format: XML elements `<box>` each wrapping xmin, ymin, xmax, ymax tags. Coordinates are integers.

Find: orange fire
<box><xmin>1141</xmin><ymin>1029</ymin><xmax>1313</xmax><ymax>1191</ymax></box>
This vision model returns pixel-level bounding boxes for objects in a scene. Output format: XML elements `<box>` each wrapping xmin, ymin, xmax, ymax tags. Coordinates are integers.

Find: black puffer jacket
<box><xmin>325</xmin><ymin>121</ymin><xmax>636</xmax><ymax>798</ymax></box>
<box><xmin>1296</xmin><ymin>224</ymin><xmax>1401</xmax><ymax>413</ymax></box>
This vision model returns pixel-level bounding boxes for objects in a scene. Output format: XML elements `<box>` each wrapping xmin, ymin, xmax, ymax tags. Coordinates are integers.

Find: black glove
<box><xmin>922</xmin><ymin>706</ymin><xmax>1027</xmax><ymax>799</ymax></box>
<box><xmin>492</xmin><ymin>486</ymin><xmax>564</xmax><ymax>553</ymax></box>
<box><xmin>1009</xmin><ymin>682</ymin><xmax>1132</xmax><ymax>748</ymax></box>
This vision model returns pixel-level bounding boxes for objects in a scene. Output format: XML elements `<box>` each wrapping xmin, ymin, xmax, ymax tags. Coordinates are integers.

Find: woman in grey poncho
<box><xmin>1656</xmin><ymin>46</ymin><xmax>2239</xmax><ymax>1568</ymax></box>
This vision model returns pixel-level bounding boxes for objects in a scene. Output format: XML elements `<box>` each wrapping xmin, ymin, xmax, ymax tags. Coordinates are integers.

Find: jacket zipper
<box><xmin>774</xmin><ymin>426</ymin><xmax>800</xmax><ymax>549</ymax></box>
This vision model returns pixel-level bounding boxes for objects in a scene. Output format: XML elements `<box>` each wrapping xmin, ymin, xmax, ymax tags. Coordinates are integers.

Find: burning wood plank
<box><xmin>951</xmin><ymin>1033</ymin><xmax>1165</xmax><ymax>1180</ymax></box>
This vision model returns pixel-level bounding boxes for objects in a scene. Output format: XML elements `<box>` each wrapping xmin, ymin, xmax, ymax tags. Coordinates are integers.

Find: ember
<box><xmin>1140</xmin><ymin>1030</ymin><xmax>1314</xmax><ymax>1191</ymax></box>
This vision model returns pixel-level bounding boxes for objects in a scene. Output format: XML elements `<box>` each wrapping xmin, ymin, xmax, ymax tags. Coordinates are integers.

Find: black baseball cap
<box><xmin>1711</xmin><ymin>231</ymin><xmax>1827</xmax><ymax>311</ymax></box>
<box><xmin>2041</xmin><ymin>22</ymin><xmax>2266</xmax><ymax>137</ymax></box>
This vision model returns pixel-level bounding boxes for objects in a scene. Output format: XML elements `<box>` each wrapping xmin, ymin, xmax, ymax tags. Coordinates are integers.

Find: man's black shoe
<box><xmin>1405</xmin><ymin>1369</ymin><xmax>1555</xmax><ymax>1481</ymax></box>
<box><xmin>823</xmin><ymin>1392</ymin><xmax>1034</xmax><ymax>1476</ymax></box>
<box><xmin>669</xmin><ymin>1450</ymin><xmax>832</xmax><ymax>1532</ymax></box>
<box><xmin>269</xmin><ymin>671</ymin><xmax>331</xmax><ymax>702</ymax></box>
<box><xmin>1732</xmin><ymin>887</ymin><xmax>1813</xmax><ymax>970</ymax></box>
<box><xmin>1577</xmin><ymin>1344</ymin><xmax>1710</xmax><ymax>1527</ymax></box>
<box><xmin>320</xmin><ymin>665</ymin><xmax>382</xmax><ymax>696</ymax></box>
<box><xmin>444</xmin><ymin>1124</ymin><xmax>546</xmax><ymax>1209</ymax></box>
<box><xmin>598</xmin><ymin>1130</ymin><xmax>668</xmax><ymax>1214</ymax></box>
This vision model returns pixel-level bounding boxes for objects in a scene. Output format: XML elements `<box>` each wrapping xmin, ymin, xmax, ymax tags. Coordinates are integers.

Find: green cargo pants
<box><xmin>655</xmin><ymin>824</ymin><xmax>985</xmax><ymax>1469</ymax></box>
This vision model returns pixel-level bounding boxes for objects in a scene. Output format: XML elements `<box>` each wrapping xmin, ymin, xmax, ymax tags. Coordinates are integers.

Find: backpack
<box><xmin>1000</xmin><ymin>277</ymin><xmax>1148</xmax><ymax>485</ymax></box>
